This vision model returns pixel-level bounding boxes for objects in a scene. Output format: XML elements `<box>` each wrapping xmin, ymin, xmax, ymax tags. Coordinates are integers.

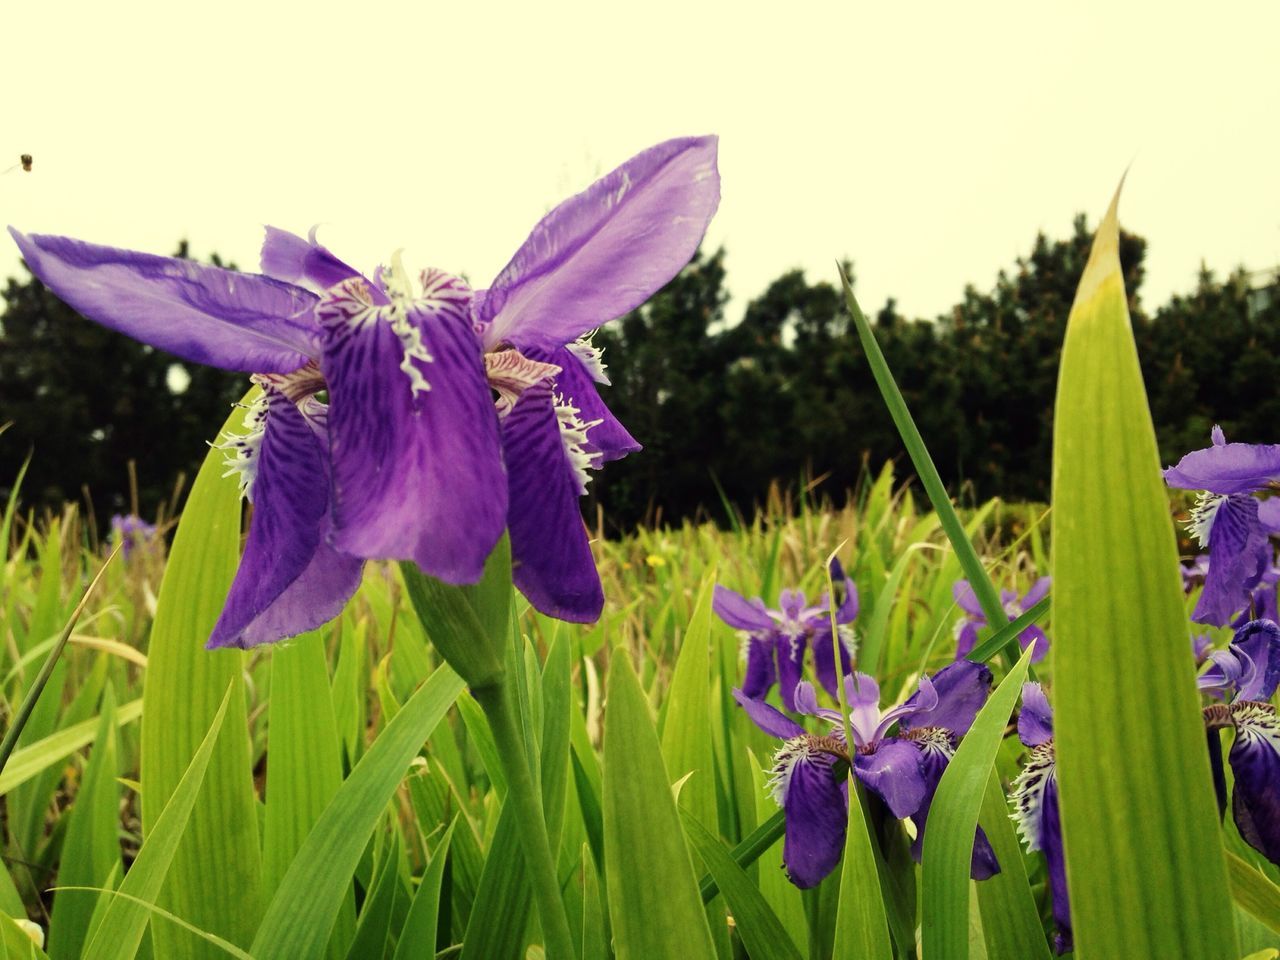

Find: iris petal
<box><xmin>853</xmin><ymin>738</ymin><xmax>927</xmax><ymax>819</ymax></box>
<box><xmin>319</xmin><ymin>276</ymin><xmax>506</xmax><ymax>584</ymax></box>
<box><xmin>1017</xmin><ymin>682</ymin><xmax>1054</xmax><ymax>747</ymax></box>
<box><xmin>776</xmin><ymin>632</ymin><xmax>805</xmax><ymax>712</ymax></box>
<box><xmin>713</xmin><ymin>585</ymin><xmax>775</xmax><ymax>632</ymax></box>
<box><xmin>208</xmin><ymin>393</ymin><xmax>363</xmax><ymax>649</ymax></box>
<box><xmin>478</xmin><ymin>136</ymin><xmax>721</xmax><ymax>352</ymax></box>
<box><xmin>731</xmin><ymin>688</ymin><xmax>804</xmax><ymax>740</ymax></box>
<box><xmin>501</xmin><ymin>384</ymin><xmax>604</xmax><ymax>621</ymax></box>
<box><xmin>531</xmin><ymin>345</ymin><xmax>640</xmax><ymax>462</ymax></box>
<box><xmin>1232</xmin><ymin>619</ymin><xmax>1280</xmax><ymax>702</ymax></box>
<box><xmin>776</xmin><ymin>749</ymin><xmax>848</xmax><ymax>889</ymax></box>
<box><xmin>260</xmin><ymin>226</ymin><xmax>362</xmax><ymax>293</ymax></box>
<box><xmin>10</xmin><ymin>228</ymin><xmax>320</xmax><ymax>373</ymax></box>
<box><xmin>741</xmin><ymin>635</ymin><xmax>778</xmax><ymax>700</ymax></box>
<box><xmin>906</xmin><ymin>729</ymin><xmax>999</xmax><ymax>879</ymax></box>
<box><xmin>953</xmin><ymin>580</ymin><xmax>988</xmax><ymax>618</ymax></box>
<box><xmin>898</xmin><ymin>660</ymin><xmax>993</xmax><ymax>736</ymax></box>
<box><xmin>1194</xmin><ymin>494</ymin><xmax>1271</xmax><ymax>627</ymax></box>
<box><xmin>1229</xmin><ymin>702</ymin><xmax>1280</xmax><ymax>865</ymax></box>
<box><xmin>1164</xmin><ymin>433</ymin><xmax>1280</xmax><ymax>494</ymax></box>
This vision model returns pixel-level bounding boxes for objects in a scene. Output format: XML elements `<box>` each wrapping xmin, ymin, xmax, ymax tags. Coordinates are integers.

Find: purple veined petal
<box><xmin>811</xmin><ymin>624</ymin><xmax>854</xmax><ymax>702</ymax></box>
<box><xmin>792</xmin><ymin>681</ymin><xmax>842</xmax><ymax>724</ymax></box>
<box><xmin>843</xmin><ymin>673</ymin><xmax>882</xmax><ymax>747</ymax></box>
<box><xmin>905</xmin><ymin>729</ymin><xmax>999</xmax><ymax>879</ymax></box>
<box><xmin>1232</xmin><ymin>619</ymin><xmax>1280</xmax><ymax>702</ymax></box>
<box><xmin>528</xmin><ymin>344</ymin><xmax>640</xmax><ymax>463</ymax></box>
<box><xmin>1164</xmin><ymin>431</ymin><xmax>1280</xmax><ymax>495</ymax></box>
<box><xmin>1258</xmin><ymin>497</ymin><xmax>1280</xmax><ymax>534</ymax></box>
<box><xmin>1228</xmin><ymin>703</ymin><xmax>1280</xmax><ymax>865</ymax></box>
<box><xmin>319</xmin><ymin>274</ymin><xmax>507</xmax><ymax>584</ymax></box>
<box><xmin>1041</xmin><ymin>777</ymin><xmax>1072</xmax><ymax>953</ymax></box>
<box><xmin>953</xmin><ymin>620</ymin><xmax>980</xmax><ymax>660</ymax></box>
<box><xmin>1198</xmin><ymin>649</ymin><xmax>1244</xmax><ymax>697</ymax></box>
<box><xmin>853</xmin><ymin>737</ymin><xmax>927</xmax><ymax>819</ymax></box>
<box><xmin>208</xmin><ymin>392</ymin><xmax>364</xmax><ymax>649</ymax></box>
<box><xmin>1020</xmin><ymin>576</ymin><xmax>1051</xmax><ymax>609</ymax></box>
<box><xmin>1018</xmin><ymin>683</ymin><xmax>1054</xmax><ymax>747</ymax></box>
<box><xmin>501</xmin><ymin>383</ymin><xmax>604</xmax><ymax>622</ymax></box>
<box><xmin>740</xmin><ymin>634</ymin><xmax>778</xmax><ymax>702</ymax></box>
<box><xmin>1192</xmin><ymin>494</ymin><xmax>1271</xmax><ymax>627</ymax></box>
<box><xmin>10</xmin><ymin>228</ymin><xmax>321</xmax><ymax>373</ymax></box>
<box><xmin>875</xmin><ymin>677</ymin><xmax>939</xmax><ymax>742</ymax></box>
<box><xmin>478</xmin><ymin>137</ymin><xmax>721</xmax><ymax>353</ymax></box>
<box><xmin>731</xmin><ymin>688</ymin><xmax>804</xmax><ymax>740</ymax></box>
<box><xmin>776</xmin><ymin>632</ymin><xmax>806</xmax><ymax>713</ymax></box>
<box><xmin>953</xmin><ymin>580</ymin><xmax>987</xmax><ymax>619</ymax></box>
<box><xmin>772</xmin><ymin>745</ymin><xmax>849</xmax><ymax>889</ymax></box>
<box><xmin>260</xmin><ymin>226</ymin><xmax>362</xmax><ymax>293</ymax></box>
<box><xmin>713</xmin><ymin>584</ymin><xmax>775</xmax><ymax>632</ymax></box>
<box><xmin>1009</xmin><ymin>738</ymin><xmax>1070</xmax><ymax>949</ymax></box>
<box><xmin>1183</xmin><ymin>554</ymin><xmax>1212</xmax><ymax>591</ymax></box>
<box><xmin>1019</xmin><ymin>624</ymin><xmax>1050</xmax><ymax>663</ymax></box>
<box><xmin>778</xmin><ymin>589</ymin><xmax>807</xmax><ymax>623</ymax></box>
<box><xmin>898</xmin><ymin>660</ymin><xmax>993</xmax><ymax>736</ymax></box>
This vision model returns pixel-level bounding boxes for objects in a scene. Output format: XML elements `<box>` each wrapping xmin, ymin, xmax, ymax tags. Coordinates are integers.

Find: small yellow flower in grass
<box><xmin>645</xmin><ymin>554</ymin><xmax>666</xmax><ymax>568</ymax></box>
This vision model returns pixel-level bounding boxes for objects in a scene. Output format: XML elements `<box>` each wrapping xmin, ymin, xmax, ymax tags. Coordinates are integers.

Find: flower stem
<box><xmin>472</xmin><ymin>677</ymin><xmax>575</xmax><ymax>959</ymax></box>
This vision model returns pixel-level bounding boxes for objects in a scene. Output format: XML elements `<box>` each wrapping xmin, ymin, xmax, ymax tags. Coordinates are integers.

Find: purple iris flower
<box><xmin>1009</xmin><ymin>683</ymin><xmax>1071</xmax><ymax>954</ymax></box>
<box><xmin>953</xmin><ymin>578</ymin><xmax>1050</xmax><ymax>662</ymax></box>
<box><xmin>110</xmin><ymin>513</ymin><xmax>157</xmax><ymax>560</ymax></box>
<box><xmin>714</xmin><ymin>560</ymin><xmax>858</xmax><ymax>710</ymax></box>
<box><xmin>10</xmin><ymin>137</ymin><xmax>720</xmax><ymax>646</ymax></box>
<box><xmin>1181</xmin><ymin>554</ymin><xmax>1210</xmax><ymax>592</ymax></box>
<box><xmin>734</xmin><ymin>660</ymin><xmax>998</xmax><ymax>889</ymax></box>
<box><xmin>1164</xmin><ymin>426</ymin><xmax>1280</xmax><ymax>626</ymax></box>
<box><xmin>1198</xmin><ymin>619</ymin><xmax>1280</xmax><ymax>867</ymax></box>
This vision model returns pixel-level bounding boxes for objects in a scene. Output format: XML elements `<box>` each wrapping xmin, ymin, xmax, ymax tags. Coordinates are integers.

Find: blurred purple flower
<box><xmin>1164</xmin><ymin>426</ymin><xmax>1280</xmax><ymax>626</ymax></box>
<box><xmin>953</xmin><ymin>577</ymin><xmax>1050</xmax><ymax>662</ymax></box>
<box><xmin>734</xmin><ymin>660</ymin><xmax>998</xmax><ymax>889</ymax></box>
<box><xmin>11</xmin><ymin>137</ymin><xmax>720</xmax><ymax>646</ymax></box>
<box><xmin>714</xmin><ymin>559</ymin><xmax>858</xmax><ymax>710</ymax></box>
<box><xmin>110</xmin><ymin>513</ymin><xmax>156</xmax><ymax>560</ymax></box>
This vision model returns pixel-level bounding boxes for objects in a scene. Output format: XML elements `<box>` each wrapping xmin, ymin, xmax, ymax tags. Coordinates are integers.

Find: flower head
<box><xmin>110</xmin><ymin>513</ymin><xmax>157</xmax><ymax>561</ymax></box>
<box><xmin>714</xmin><ymin>558</ymin><xmax>858</xmax><ymax>710</ymax></box>
<box><xmin>953</xmin><ymin>577</ymin><xmax>1050</xmax><ymax>662</ymax></box>
<box><xmin>734</xmin><ymin>660</ymin><xmax>998</xmax><ymax>888</ymax></box>
<box><xmin>11</xmin><ymin>137</ymin><xmax>720</xmax><ymax>647</ymax></box>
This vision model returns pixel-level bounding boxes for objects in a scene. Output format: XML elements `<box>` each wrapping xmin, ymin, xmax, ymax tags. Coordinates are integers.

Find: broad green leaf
<box><xmin>393</xmin><ymin>821</ymin><xmax>455</xmax><ymax>960</ymax></box>
<box><xmin>681</xmin><ymin>810</ymin><xmax>803</xmax><ymax>960</ymax></box>
<box><xmin>921</xmin><ymin>644</ymin><xmax>1034</xmax><ymax>959</ymax></box>
<box><xmin>140</xmin><ymin>391</ymin><xmax>263</xmax><ymax>958</ymax></box>
<box><xmin>831</xmin><ymin>787</ymin><xmax>893</xmax><ymax>960</ymax></box>
<box><xmin>47</xmin><ymin>684</ymin><xmax>120</xmax><ymax>960</ymax></box>
<box><xmin>262</xmin><ymin>631</ymin><xmax>353</xmax><ymax>959</ymax></box>
<box><xmin>251</xmin><ymin>663</ymin><xmax>464</xmax><ymax>960</ymax></box>
<box><xmin>1052</xmin><ymin>188</ymin><xmax>1236</xmax><ymax>957</ymax></box>
<box><xmin>0</xmin><ymin>913</ymin><xmax>49</xmax><ymax>960</ymax></box>
<box><xmin>603</xmin><ymin>654</ymin><xmax>716</xmax><ymax>960</ymax></box>
<box><xmin>344</xmin><ymin>831</ymin><xmax>400</xmax><ymax>960</ymax></box>
<box><xmin>0</xmin><ymin>699</ymin><xmax>141</xmax><ymax>795</ymax></box>
<box><xmin>973</xmin><ymin>772</ymin><xmax>1052</xmax><ymax>960</ymax></box>
<box><xmin>459</xmin><ymin>798</ymin><xmax>531</xmax><ymax>960</ymax></box>
<box><xmin>580</xmin><ymin>845</ymin><xmax>608</xmax><ymax>960</ymax></box>
<box><xmin>82</xmin><ymin>684</ymin><xmax>233</xmax><ymax>960</ymax></box>
<box><xmin>1229</xmin><ymin>851</ymin><xmax>1280</xmax><ymax>937</ymax></box>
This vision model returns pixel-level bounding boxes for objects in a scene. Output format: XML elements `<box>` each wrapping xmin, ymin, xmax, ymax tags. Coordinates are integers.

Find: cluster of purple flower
<box><xmin>11</xmin><ymin>138</ymin><xmax>721</xmax><ymax>647</ymax></box>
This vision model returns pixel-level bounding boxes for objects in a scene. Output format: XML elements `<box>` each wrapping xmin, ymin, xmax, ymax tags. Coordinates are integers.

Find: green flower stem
<box><xmin>472</xmin><ymin>676</ymin><xmax>575</xmax><ymax>959</ymax></box>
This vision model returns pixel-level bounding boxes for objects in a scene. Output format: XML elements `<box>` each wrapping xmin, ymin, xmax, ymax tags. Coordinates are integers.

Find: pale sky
<box><xmin>2</xmin><ymin>2</ymin><xmax>1277</xmax><ymax>323</ymax></box>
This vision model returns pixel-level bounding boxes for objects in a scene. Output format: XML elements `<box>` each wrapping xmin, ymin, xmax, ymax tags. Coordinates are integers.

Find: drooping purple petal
<box><xmin>906</xmin><ymin>730</ymin><xmax>999</xmax><ymax>879</ymax></box>
<box><xmin>853</xmin><ymin>738</ymin><xmax>927</xmax><ymax>819</ymax></box>
<box><xmin>1164</xmin><ymin>429</ymin><xmax>1280</xmax><ymax>495</ymax></box>
<box><xmin>741</xmin><ymin>635</ymin><xmax>778</xmax><ymax>701</ymax></box>
<box><xmin>898</xmin><ymin>660</ymin><xmax>993</xmax><ymax>736</ymax></box>
<box><xmin>477</xmin><ymin>137</ymin><xmax>720</xmax><ymax>353</ymax></box>
<box><xmin>953</xmin><ymin>621</ymin><xmax>980</xmax><ymax>660</ymax></box>
<box><xmin>811</xmin><ymin>624</ymin><xmax>853</xmax><ymax>701</ymax></box>
<box><xmin>529</xmin><ymin>345</ymin><xmax>640</xmax><ymax>463</ymax></box>
<box><xmin>1228</xmin><ymin>703</ymin><xmax>1280</xmax><ymax>865</ymax></box>
<box><xmin>1233</xmin><ymin>619</ymin><xmax>1280</xmax><ymax>704</ymax></box>
<box><xmin>1041</xmin><ymin>777</ymin><xmax>1073</xmax><ymax>953</ymax></box>
<box><xmin>208</xmin><ymin>393</ymin><xmax>363</xmax><ymax>649</ymax></box>
<box><xmin>953</xmin><ymin>580</ymin><xmax>987</xmax><ymax>619</ymax></box>
<box><xmin>318</xmin><ymin>275</ymin><xmax>507</xmax><ymax>584</ymax></box>
<box><xmin>260</xmin><ymin>226</ymin><xmax>362</xmax><ymax>293</ymax></box>
<box><xmin>1018</xmin><ymin>683</ymin><xmax>1054</xmax><ymax>747</ymax></box>
<box><xmin>1258</xmin><ymin>498</ymin><xmax>1280</xmax><ymax>534</ymax></box>
<box><xmin>1011</xmin><ymin>738</ymin><xmax>1070</xmax><ymax>950</ymax></box>
<box><xmin>829</xmin><ymin>558</ymin><xmax>860</xmax><ymax>623</ymax></box>
<box><xmin>713</xmin><ymin>585</ymin><xmax>775</xmax><ymax>632</ymax></box>
<box><xmin>502</xmin><ymin>383</ymin><xmax>603</xmax><ymax>621</ymax></box>
<box><xmin>1020</xmin><ymin>576</ymin><xmax>1052</xmax><ymax>609</ymax></box>
<box><xmin>732</xmin><ymin>688</ymin><xmax>804</xmax><ymax>740</ymax></box>
<box><xmin>1198</xmin><ymin>649</ymin><xmax>1245</xmax><ymax>697</ymax></box>
<box><xmin>1193</xmin><ymin>494</ymin><xmax>1272</xmax><ymax>626</ymax></box>
<box><xmin>1019</xmin><ymin>624</ymin><xmax>1050</xmax><ymax>663</ymax></box>
<box><xmin>776</xmin><ymin>632</ymin><xmax>806</xmax><ymax>713</ymax></box>
<box><xmin>776</xmin><ymin>748</ymin><xmax>849</xmax><ymax>889</ymax></box>
<box><xmin>10</xmin><ymin>229</ymin><xmax>321</xmax><ymax>373</ymax></box>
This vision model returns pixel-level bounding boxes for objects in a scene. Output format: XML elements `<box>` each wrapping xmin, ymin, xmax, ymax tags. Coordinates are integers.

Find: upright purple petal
<box><xmin>1193</xmin><ymin>494</ymin><xmax>1271</xmax><ymax>626</ymax></box>
<box><xmin>1232</xmin><ymin>619</ymin><xmax>1280</xmax><ymax>702</ymax></box>
<box><xmin>1017</xmin><ymin>683</ymin><xmax>1054</xmax><ymax>747</ymax></box>
<box><xmin>775</xmin><ymin>748</ymin><xmax>848</xmax><ymax>889</ymax></box>
<box><xmin>208</xmin><ymin>393</ymin><xmax>363</xmax><ymax>649</ymax></box>
<box><xmin>260</xmin><ymin>226</ymin><xmax>362</xmax><ymax>293</ymax></box>
<box><xmin>1164</xmin><ymin>431</ymin><xmax>1280</xmax><ymax>495</ymax></box>
<box><xmin>1228</xmin><ymin>703</ymin><xmax>1280</xmax><ymax>866</ymax></box>
<box><xmin>713</xmin><ymin>585</ymin><xmax>775</xmax><ymax>632</ymax></box>
<box><xmin>502</xmin><ymin>383</ymin><xmax>603</xmax><ymax>622</ymax></box>
<box><xmin>898</xmin><ymin>661</ymin><xmax>993</xmax><ymax>736</ymax></box>
<box><xmin>478</xmin><ymin>137</ymin><xmax>720</xmax><ymax>352</ymax></box>
<box><xmin>10</xmin><ymin>229</ymin><xmax>321</xmax><ymax>373</ymax></box>
<box><xmin>844</xmin><ymin>673</ymin><xmax>882</xmax><ymax>746</ymax></box>
<box><xmin>529</xmin><ymin>345</ymin><xmax>640</xmax><ymax>463</ymax></box>
<box><xmin>732</xmin><ymin>688</ymin><xmax>804</xmax><ymax>740</ymax></box>
<box><xmin>853</xmin><ymin>738</ymin><xmax>927</xmax><ymax>819</ymax></box>
<box><xmin>318</xmin><ymin>274</ymin><xmax>506</xmax><ymax>584</ymax></box>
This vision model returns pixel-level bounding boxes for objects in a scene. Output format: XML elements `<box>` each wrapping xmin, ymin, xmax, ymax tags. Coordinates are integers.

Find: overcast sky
<box><xmin>2</xmin><ymin>2</ymin><xmax>1277</xmax><ymax>323</ymax></box>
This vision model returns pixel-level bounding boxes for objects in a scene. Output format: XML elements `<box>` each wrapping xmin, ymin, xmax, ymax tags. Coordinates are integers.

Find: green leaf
<box><xmin>580</xmin><ymin>845</ymin><xmax>608</xmax><ymax>960</ymax></box>
<box><xmin>831</xmin><ymin>788</ymin><xmax>893</xmax><ymax>960</ymax></box>
<box><xmin>251</xmin><ymin>663</ymin><xmax>465</xmax><ymax>960</ymax></box>
<box><xmin>603</xmin><ymin>654</ymin><xmax>716</xmax><ymax>960</ymax></box>
<box><xmin>345</xmin><ymin>830</ymin><xmax>400</xmax><ymax>960</ymax></box>
<box><xmin>0</xmin><ymin>699</ymin><xmax>141</xmax><ymax>795</ymax></box>
<box><xmin>921</xmin><ymin>644</ymin><xmax>1034</xmax><ymax>960</ymax></box>
<box><xmin>1229</xmin><ymin>850</ymin><xmax>1280</xmax><ymax>937</ymax></box>
<box><xmin>973</xmin><ymin>772</ymin><xmax>1052</xmax><ymax>960</ymax></box>
<box><xmin>660</xmin><ymin>574</ymin><xmax>717</xmax><ymax>830</ymax></box>
<box><xmin>81</xmin><ymin>684</ymin><xmax>234</xmax><ymax>960</ymax></box>
<box><xmin>0</xmin><ymin>913</ymin><xmax>49</xmax><ymax>960</ymax></box>
<box><xmin>1052</xmin><ymin>187</ymin><xmax>1237</xmax><ymax>957</ymax></box>
<box><xmin>140</xmin><ymin>390</ymin><xmax>263</xmax><ymax>958</ymax></box>
<box><xmin>393</xmin><ymin>822</ymin><xmax>455</xmax><ymax>960</ymax></box>
<box><xmin>680</xmin><ymin>810</ymin><xmax>803</xmax><ymax>960</ymax></box>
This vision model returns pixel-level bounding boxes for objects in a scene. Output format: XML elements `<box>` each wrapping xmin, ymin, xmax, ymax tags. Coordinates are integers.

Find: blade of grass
<box><xmin>1228</xmin><ymin>850</ymin><xmax>1280</xmax><ymax>937</ymax></box>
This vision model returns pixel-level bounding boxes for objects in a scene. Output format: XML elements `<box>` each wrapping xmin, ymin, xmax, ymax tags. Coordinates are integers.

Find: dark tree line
<box><xmin>2</xmin><ymin>219</ymin><xmax>1277</xmax><ymax>535</ymax></box>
